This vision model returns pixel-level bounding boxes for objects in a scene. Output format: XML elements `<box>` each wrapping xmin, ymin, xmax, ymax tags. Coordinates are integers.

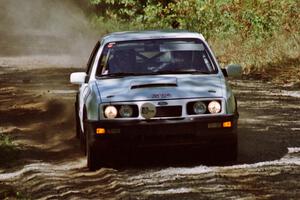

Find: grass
<box><xmin>210</xmin><ymin>31</ymin><xmax>300</xmax><ymax>77</ymax></box>
<box><xmin>0</xmin><ymin>132</ymin><xmax>20</xmax><ymax>167</ymax></box>
<box><xmin>0</xmin><ymin>183</ymin><xmax>28</xmax><ymax>200</ymax></box>
<box><xmin>0</xmin><ymin>132</ymin><xmax>26</xmax><ymax>199</ymax></box>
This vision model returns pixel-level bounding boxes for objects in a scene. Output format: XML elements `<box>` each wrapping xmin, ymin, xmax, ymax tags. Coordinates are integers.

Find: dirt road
<box><xmin>0</xmin><ymin>64</ymin><xmax>299</xmax><ymax>199</ymax></box>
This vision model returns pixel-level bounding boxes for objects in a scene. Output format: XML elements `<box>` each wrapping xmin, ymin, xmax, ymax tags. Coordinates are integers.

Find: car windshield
<box><xmin>96</xmin><ymin>39</ymin><xmax>217</xmax><ymax>77</ymax></box>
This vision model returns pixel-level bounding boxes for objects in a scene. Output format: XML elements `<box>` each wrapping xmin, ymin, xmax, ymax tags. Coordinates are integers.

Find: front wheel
<box><xmin>86</xmin><ymin>131</ymin><xmax>99</xmax><ymax>171</ymax></box>
<box><xmin>223</xmin><ymin>141</ymin><xmax>238</xmax><ymax>161</ymax></box>
<box><xmin>218</xmin><ymin>135</ymin><xmax>238</xmax><ymax>162</ymax></box>
<box><xmin>87</xmin><ymin>144</ymin><xmax>99</xmax><ymax>171</ymax></box>
<box><xmin>75</xmin><ymin>104</ymin><xmax>80</xmax><ymax>139</ymax></box>
<box><xmin>85</xmin><ymin>125</ymin><xmax>119</xmax><ymax>170</ymax></box>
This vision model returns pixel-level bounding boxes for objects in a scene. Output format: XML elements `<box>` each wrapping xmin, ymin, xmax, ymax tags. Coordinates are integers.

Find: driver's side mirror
<box><xmin>222</xmin><ymin>64</ymin><xmax>242</xmax><ymax>77</ymax></box>
<box><xmin>70</xmin><ymin>72</ymin><xmax>87</xmax><ymax>85</ymax></box>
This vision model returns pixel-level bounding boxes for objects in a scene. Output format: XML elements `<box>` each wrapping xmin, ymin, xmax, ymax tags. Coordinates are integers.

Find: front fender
<box><xmin>226</xmin><ymin>93</ymin><xmax>238</xmax><ymax>114</ymax></box>
<box><xmin>85</xmin><ymin>82</ymin><xmax>101</xmax><ymax>121</ymax></box>
<box><xmin>224</xmin><ymin>81</ymin><xmax>238</xmax><ymax>115</ymax></box>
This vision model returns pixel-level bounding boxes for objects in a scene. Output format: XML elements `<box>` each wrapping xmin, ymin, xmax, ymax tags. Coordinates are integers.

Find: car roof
<box><xmin>100</xmin><ymin>30</ymin><xmax>205</xmax><ymax>45</ymax></box>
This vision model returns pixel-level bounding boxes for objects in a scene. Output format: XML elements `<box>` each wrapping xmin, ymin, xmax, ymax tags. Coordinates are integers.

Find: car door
<box><xmin>79</xmin><ymin>42</ymin><xmax>100</xmax><ymax>131</ymax></box>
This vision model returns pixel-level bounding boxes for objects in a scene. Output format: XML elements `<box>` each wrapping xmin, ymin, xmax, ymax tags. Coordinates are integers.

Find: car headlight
<box><xmin>208</xmin><ymin>101</ymin><xmax>221</xmax><ymax>114</ymax></box>
<box><xmin>193</xmin><ymin>101</ymin><xmax>206</xmax><ymax>114</ymax></box>
<box><xmin>104</xmin><ymin>106</ymin><xmax>118</xmax><ymax>119</ymax></box>
<box><xmin>119</xmin><ymin>105</ymin><xmax>133</xmax><ymax>118</ymax></box>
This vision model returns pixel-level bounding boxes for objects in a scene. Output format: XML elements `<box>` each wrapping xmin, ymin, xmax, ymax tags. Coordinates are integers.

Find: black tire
<box><xmin>85</xmin><ymin>125</ymin><xmax>117</xmax><ymax>170</ymax></box>
<box><xmin>86</xmin><ymin>127</ymin><xmax>99</xmax><ymax>171</ymax></box>
<box><xmin>224</xmin><ymin>141</ymin><xmax>238</xmax><ymax>161</ymax></box>
<box><xmin>212</xmin><ymin>134</ymin><xmax>238</xmax><ymax>164</ymax></box>
<box><xmin>74</xmin><ymin>93</ymin><xmax>81</xmax><ymax>139</ymax></box>
<box><xmin>75</xmin><ymin>104</ymin><xmax>80</xmax><ymax>139</ymax></box>
<box><xmin>86</xmin><ymin>141</ymin><xmax>98</xmax><ymax>171</ymax></box>
<box><xmin>221</xmin><ymin>135</ymin><xmax>238</xmax><ymax>162</ymax></box>
<box><xmin>80</xmin><ymin>109</ymin><xmax>87</xmax><ymax>155</ymax></box>
<box><xmin>80</xmin><ymin>126</ymin><xmax>86</xmax><ymax>155</ymax></box>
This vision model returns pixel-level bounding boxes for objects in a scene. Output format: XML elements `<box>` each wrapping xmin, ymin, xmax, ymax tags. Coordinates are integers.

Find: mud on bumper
<box><xmin>85</xmin><ymin>114</ymin><xmax>238</xmax><ymax>149</ymax></box>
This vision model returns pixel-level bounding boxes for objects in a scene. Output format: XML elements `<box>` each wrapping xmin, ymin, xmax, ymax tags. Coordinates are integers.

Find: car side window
<box><xmin>85</xmin><ymin>42</ymin><xmax>100</xmax><ymax>81</ymax></box>
<box><xmin>96</xmin><ymin>44</ymin><xmax>109</xmax><ymax>76</ymax></box>
<box><xmin>202</xmin><ymin>51</ymin><xmax>214</xmax><ymax>72</ymax></box>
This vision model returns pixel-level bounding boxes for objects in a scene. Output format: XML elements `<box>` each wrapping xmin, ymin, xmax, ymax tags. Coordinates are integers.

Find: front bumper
<box><xmin>85</xmin><ymin>114</ymin><xmax>238</xmax><ymax>149</ymax></box>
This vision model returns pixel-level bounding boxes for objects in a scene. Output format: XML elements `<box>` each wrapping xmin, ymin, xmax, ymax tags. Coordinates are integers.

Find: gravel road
<box><xmin>0</xmin><ymin>65</ymin><xmax>299</xmax><ymax>199</ymax></box>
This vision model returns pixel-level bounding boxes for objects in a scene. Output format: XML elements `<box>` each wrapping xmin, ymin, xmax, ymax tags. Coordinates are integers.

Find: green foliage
<box><xmin>0</xmin><ymin>132</ymin><xmax>19</xmax><ymax>166</ymax></box>
<box><xmin>88</xmin><ymin>0</ymin><xmax>300</xmax><ymax>72</ymax></box>
<box><xmin>0</xmin><ymin>133</ymin><xmax>14</xmax><ymax>148</ymax></box>
<box><xmin>0</xmin><ymin>183</ymin><xmax>28</xmax><ymax>200</ymax></box>
<box><xmin>89</xmin><ymin>0</ymin><xmax>299</xmax><ymax>40</ymax></box>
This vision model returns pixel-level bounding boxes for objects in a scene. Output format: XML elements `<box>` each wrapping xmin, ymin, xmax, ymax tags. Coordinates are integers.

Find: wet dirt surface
<box><xmin>0</xmin><ymin>65</ymin><xmax>299</xmax><ymax>199</ymax></box>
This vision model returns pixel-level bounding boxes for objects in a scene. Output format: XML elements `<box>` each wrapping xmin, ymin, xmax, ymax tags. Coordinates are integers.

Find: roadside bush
<box><xmin>0</xmin><ymin>133</ymin><xmax>19</xmax><ymax>166</ymax></box>
<box><xmin>88</xmin><ymin>0</ymin><xmax>300</xmax><ymax>73</ymax></box>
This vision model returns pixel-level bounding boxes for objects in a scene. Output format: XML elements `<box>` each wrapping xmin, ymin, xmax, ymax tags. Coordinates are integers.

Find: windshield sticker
<box><xmin>107</xmin><ymin>43</ymin><xmax>115</xmax><ymax>48</ymax></box>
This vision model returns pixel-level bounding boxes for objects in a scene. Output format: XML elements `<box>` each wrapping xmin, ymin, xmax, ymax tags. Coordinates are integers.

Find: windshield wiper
<box><xmin>100</xmin><ymin>72</ymin><xmax>148</xmax><ymax>77</ymax></box>
<box><xmin>99</xmin><ymin>72</ymin><xmax>157</xmax><ymax>78</ymax></box>
<box><xmin>158</xmin><ymin>69</ymin><xmax>211</xmax><ymax>74</ymax></box>
<box><xmin>98</xmin><ymin>70</ymin><xmax>211</xmax><ymax>78</ymax></box>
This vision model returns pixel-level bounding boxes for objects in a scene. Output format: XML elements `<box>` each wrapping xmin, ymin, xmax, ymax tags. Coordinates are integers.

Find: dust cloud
<box><xmin>0</xmin><ymin>0</ymin><xmax>98</xmax><ymax>67</ymax></box>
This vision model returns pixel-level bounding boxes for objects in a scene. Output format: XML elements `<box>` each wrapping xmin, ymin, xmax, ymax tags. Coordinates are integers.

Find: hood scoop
<box><xmin>131</xmin><ymin>83</ymin><xmax>177</xmax><ymax>89</ymax></box>
<box><xmin>130</xmin><ymin>77</ymin><xmax>177</xmax><ymax>90</ymax></box>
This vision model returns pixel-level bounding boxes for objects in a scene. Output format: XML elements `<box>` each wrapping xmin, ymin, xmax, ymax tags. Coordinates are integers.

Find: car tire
<box><xmin>86</xmin><ymin>136</ymin><xmax>99</xmax><ymax>171</ymax></box>
<box><xmin>75</xmin><ymin>104</ymin><xmax>80</xmax><ymax>139</ymax></box>
<box><xmin>80</xmin><ymin>127</ymin><xmax>86</xmax><ymax>155</ymax></box>
<box><xmin>85</xmin><ymin>125</ymin><xmax>116</xmax><ymax>170</ymax></box>
<box><xmin>224</xmin><ymin>141</ymin><xmax>238</xmax><ymax>161</ymax></box>
<box><xmin>74</xmin><ymin>94</ymin><xmax>80</xmax><ymax>139</ymax></box>
<box><xmin>222</xmin><ymin>135</ymin><xmax>238</xmax><ymax>162</ymax></box>
<box><xmin>80</xmin><ymin>109</ymin><xmax>88</xmax><ymax>155</ymax></box>
<box><xmin>212</xmin><ymin>134</ymin><xmax>238</xmax><ymax>163</ymax></box>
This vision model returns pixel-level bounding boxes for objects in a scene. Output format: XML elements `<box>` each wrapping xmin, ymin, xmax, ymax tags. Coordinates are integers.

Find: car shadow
<box><xmin>94</xmin><ymin>103</ymin><xmax>299</xmax><ymax>170</ymax></box>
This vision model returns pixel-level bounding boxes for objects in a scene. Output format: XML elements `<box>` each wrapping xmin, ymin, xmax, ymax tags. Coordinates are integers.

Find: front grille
<box><xmin>155</xmin><ymin>106</ymin><xmax>182</xmax><ymax>117</ymax></box>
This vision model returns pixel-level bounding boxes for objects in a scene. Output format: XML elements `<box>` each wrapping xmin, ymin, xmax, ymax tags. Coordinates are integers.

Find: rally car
<box><xmin>70</xmin><ymin>30</ymin><xmax>242</xmax><ymax>170</ymax></box>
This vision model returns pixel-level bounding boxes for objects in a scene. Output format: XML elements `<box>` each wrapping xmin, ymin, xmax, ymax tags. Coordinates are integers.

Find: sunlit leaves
<box><xmin>89</xmin><ymin>0</ymin><xmax>299</xmax><ymax>40</ymax></box>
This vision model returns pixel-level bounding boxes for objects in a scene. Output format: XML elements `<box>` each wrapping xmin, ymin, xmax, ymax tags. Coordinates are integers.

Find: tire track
<box><xmin>0</xmin><ymin>68</ymin><xmax>299</xmax><ymax>199</ymax></box>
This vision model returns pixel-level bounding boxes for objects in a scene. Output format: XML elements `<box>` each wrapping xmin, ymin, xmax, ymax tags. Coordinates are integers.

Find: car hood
<box><xmin>96</xmin><ymin>75</ymin><xmax>224</xmax><ymax>103</ymax></box>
